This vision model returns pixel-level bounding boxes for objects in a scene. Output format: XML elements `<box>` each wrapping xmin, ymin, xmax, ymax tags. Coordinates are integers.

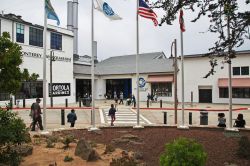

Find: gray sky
<box><xmin>1</xmin><ymin>0</ymin><xmax>249</xmax><ymax>60</ymax></box>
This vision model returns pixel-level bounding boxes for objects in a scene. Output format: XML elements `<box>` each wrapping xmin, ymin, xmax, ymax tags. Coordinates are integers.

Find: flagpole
<box><xmin>89</xmin><ymin>0</ymin><xmax>98</xmax><ymax>130</ymax></box>
<box><xmin>179</xmin><ymin>8</ymin><xmax>188</xmax><ymax>129</ymax></box>
<box><xmin>43</xmin><ymin>0</ymin><xmax>47</xmax><ymax>130</ymax></box>
<box><xmin>134</xmin><ymin>0</ymin><xmax>142</xmax><ymax>128</ymax></box>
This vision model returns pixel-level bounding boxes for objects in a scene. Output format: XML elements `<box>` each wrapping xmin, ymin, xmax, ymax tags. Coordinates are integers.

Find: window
<box><xmin>151</xmin><ymin>82</ymin><xmax>172</xmax><ymax>97</ymax></box>
<box><xmin>219</xmin><ymin>88</ymin><xmax>250</xmax><ymax>98</ymax></box>
<box><xmin>15</xmin><ymin>81</ymin><xmax>43</xmax><ymax>99</ymax></box>
<box><xmin>29</xmin><ymin>27</ymin><xmax>43</xmax><ymax>47</ymax></box>
<box><xmin>51</xmin><ymin>32</ymin><xmax>62</xmax><ymax>50</ymax></box>
<box><xmin>233</xmin><ymin>67</ymin><xmax>240</xmax><ymax>75</ymax></box>
<box><xmin>16</xmin><ymin>23</ymin><xmax>24</xmax><ymax>43</ymax></box>
<box><xmin>241</xmin><ymin>66</ymin><xmax>249</xmax><ymax>75</ymax></box>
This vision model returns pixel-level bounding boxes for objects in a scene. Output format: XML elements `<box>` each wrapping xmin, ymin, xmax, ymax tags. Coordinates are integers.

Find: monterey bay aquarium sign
<box><xmin>49</xmin><ymin>83</ymin><xmax>71</xmax><ymax>97</ymax></box>
<box><xmin>22</xmin><ymin>51</ymin><xmax>72</xmax><ymax>62</ymax></box>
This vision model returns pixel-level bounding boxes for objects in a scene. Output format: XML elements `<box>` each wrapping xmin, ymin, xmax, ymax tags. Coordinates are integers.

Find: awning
<box><xmin>147</xmin><ymin>75</ymin><xmax>173</xmax><ymax>83</ymax></box>
<box><xmin>218</xmin><ymin>78</ymin><xmax>250</xmax><ymax>87</ymax></box>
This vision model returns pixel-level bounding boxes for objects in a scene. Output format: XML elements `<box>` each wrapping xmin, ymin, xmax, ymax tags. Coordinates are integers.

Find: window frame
<box><xmin>50</xmin><ymin>32</ymin><xmax>62</xmax><ymax>50</ymax></box>
<box><xmin>151</xmin><ymin>82</ymin><xmax>172</xmax><ymax>97</ymax></box>
<box><xmin>241</xmin><ymin>66</ymin><xmax>249</xmax><ymax>75</ymax></box>
<box><xmin>233</xmin><ymin>67</ymin><xmax>240</xmax><ymax>75</ymax></box>
<box><xmin>29</xmin><ymin>27</ymin><xmax>43</xmax><ymax>47</ymax></box>
<box><xmin>16</xmin><ymin>23</ymin><xmax>24</xmax><ymax>43</ymax></box>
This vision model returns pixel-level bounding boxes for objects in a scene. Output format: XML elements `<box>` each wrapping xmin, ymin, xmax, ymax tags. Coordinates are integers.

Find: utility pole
<box><xmin>50</xmin><ymin>50</ymin><xmax>55</xmax><ymax>107</ymax></box>
<box><xmin>171</xmin><ymin>39</ymin><xmax>178</xmax><ymax>125</ymax></box>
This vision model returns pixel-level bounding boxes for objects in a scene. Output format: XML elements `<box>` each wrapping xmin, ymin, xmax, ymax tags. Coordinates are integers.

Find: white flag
<box><xmin>95</xmin><ymin>0</ymin><xmax>122</xmax><ymax>20</ymax></box>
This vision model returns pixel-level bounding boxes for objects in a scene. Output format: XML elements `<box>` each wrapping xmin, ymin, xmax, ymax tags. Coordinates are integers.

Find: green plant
<box><xmin>0</xmin><ymin>108</ymin><xmax>30</xmax><ymax>165</ymax></box>
<box><xmin>104</xmin><ymin>144</ymin><xmax>115</xmax><ymax>154</ymax></box>
<box><xmin>46</xmin><ymin>139</ymin><xmax>55</xmax><ymax>148</ymax></box>
<box><xmin>62</xmin><ymin>135</ymin><xmax>75</xmax><ymax>149</ymax></box>
<box><xmin>237</xmin><ymin>136</ymin><xmax>250</xmax><ymax>159</ymax></box>
<box><xmin>110</xmin><ymin>156</ymin><xmax>137</xmax><ymax>166</ymax></box>
<box><xmin>160</xmin><ymin>137</ymin><xmax>207</xmax><ymax>166</ymax></box>
<box><xmin>64</xmin><ymin>155</ymin><xmax>74</xmax><ymax>162</ymax></box>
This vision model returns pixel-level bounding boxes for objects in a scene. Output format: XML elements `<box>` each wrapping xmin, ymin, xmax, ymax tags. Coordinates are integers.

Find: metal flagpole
<box><xmin>43</xmin><ymin>0</ymin><xmax>47</xmax><ymax>130</ymax></box>
<box><xmin>179</xmin><ymin>9</ymin><xmax>188</xmax><ymax>129</ymax></box>
<box><xmin>134</xmin><ymin>0</ymin><xmax>142</xmax><ymax>128</ymax></box>
<box><xmin>89</xmin><ymin>0</ymin><xmax>98</xmax><ymax>130</ymax></box>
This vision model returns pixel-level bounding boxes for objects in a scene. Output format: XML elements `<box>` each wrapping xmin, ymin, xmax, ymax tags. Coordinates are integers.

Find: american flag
<box><xmin>138</xmin><ymin>0</ymin><xmax>158</xmax><ymax>26</ymax></box>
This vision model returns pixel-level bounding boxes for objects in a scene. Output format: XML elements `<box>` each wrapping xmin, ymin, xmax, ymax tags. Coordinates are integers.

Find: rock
<box><xmin>13</xmin><ymin>144</ymin><xmax>33</xmax><ymax>157</ymax></box>
<box><xmin>133</xmin><ymin>151</ymin><xmax>143</xmax><ymax>160</ymax></box>
<box><xmin>48</xmin><ymin>161</ymin><xmax>57</xmax><ymax>166</ymax></box>
<box><xmin>121</xmin><ymin>134</ymin><xmax>140</xmax><ymax>141</ymax></box>
<box><xmin>75</xmin><ymin>139</ymin><xmax>99</xmax><ymax>161</ymax></box>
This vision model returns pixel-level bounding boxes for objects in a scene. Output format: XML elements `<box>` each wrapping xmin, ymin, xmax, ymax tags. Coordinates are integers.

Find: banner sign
<box><xmin>49</xmin><ymin>83</ymin><xmax>71</xmax><ymax>97</ymax></box>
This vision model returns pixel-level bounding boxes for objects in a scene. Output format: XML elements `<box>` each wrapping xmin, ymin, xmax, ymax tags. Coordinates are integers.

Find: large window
<box><xmin>51</xmin><ymin>32</ymin><xmax>62</xmax><ymax>50</ymax></box>
<box><xmin>16</xmin><ymin>23</ymin><xmax>24</xmax><ymax>43</ymax></box>
<box><xmin>233</xmin><ymin>67</ymin><xmax>240</xmax><ymax>75</ymax></box>
<box><xmin>241</xmin><ymin>66</ymin><xmax>249</xmax><ymax>75</ymax></box>
<box><xmin>151</xmin><ymin>82</ymin><xmax>172</xmax><ymax>97</ymax></box>
<box><xmin>233</xmin><ymin>66</ymin><xmax>249</xmax><ymax>76</ymax></box>
<box><xmin>219</xmin><ymin>88</ymin><xmax>250</xmax><ymax>98</ymax></box>
<box><xmin>15</xmin><ymin>81</ymin><xmax>43</xmax><ymax>99</ymax></box>
<box><xmin>29</xmin><ymin>27</ymin><xmax>43</xmax><ymax>47</ymax></box>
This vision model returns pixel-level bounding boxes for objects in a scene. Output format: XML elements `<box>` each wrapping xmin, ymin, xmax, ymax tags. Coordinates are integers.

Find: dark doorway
<box><xmin>76</xmin><ymin>79</ymin><xmax>91</xmax><ymax>101</ymax></box>
<box><xmin>106</xmin><ymin>79</ymin><xmax>132</xmax><ymax>99</ymax></box>
<box><xmin>199</xmin><ymin>89</ymin><xmax>212</xmax><ymax>103</ymax></box>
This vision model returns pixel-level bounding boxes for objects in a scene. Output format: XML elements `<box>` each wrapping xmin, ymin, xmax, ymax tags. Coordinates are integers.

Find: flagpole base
<box><xmin>177</xmin><ymin>125</ymin><xmax>189</xmax><ymax>130</ymax></box>
<box><xmin>133</xmin><ymin>125</ymin><xmax>144</xmax><ymax>129</ymax></box>
<box><xmin>88</xmin><ymin>127</ymin><xmax>100</xmax><ymax>131</ymax></box>
<box><xmin>225</xmin><ymin>127</ymin><xmax>239</xmax><ymax>132</ymax></box>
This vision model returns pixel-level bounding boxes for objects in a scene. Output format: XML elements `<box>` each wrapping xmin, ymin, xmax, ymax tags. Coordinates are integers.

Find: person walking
<box><xmin>119</xmin><ymin>91</ymin><xmax>124</xmax><ymax>104</ymax></box>
<box><xmin>234</xmin><ymin>113</ymin><xmax>246</xmax><ymax>128</ymax></box>
<box><xmin>114</xmin><ymin>91</ymin><xmax>118</xmax><ymax>104</ymax></box>
<box><xmin>31</xmin><ymin>98</ymin><xmax>43</xmax><ymax>131</ymax></box>
<box><xmin>108</xmin><ymin>104</ymin><xmax>116</xmax><ymax>126</ymax></box>
<box><xmin>67</xmin><ymin>109</ymin><xmax>77</xmax><ymax>127</ymax></box>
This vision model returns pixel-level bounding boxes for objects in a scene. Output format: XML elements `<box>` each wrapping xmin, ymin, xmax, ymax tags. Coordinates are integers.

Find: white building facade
<box><xmin>179</xmin><ymin>51</ymin><xmax>250</xmax><ymax>104</ymax></box>
<box><xmin>0</xmin><ymin>14</ymin><xmax>75</xmax><ymax>106</ymax></box>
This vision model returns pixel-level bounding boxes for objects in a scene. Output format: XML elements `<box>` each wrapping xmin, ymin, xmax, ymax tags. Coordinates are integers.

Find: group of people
<box><xmin>217</xmin><ymin>113</ymin><xmax>246</xmax><ymax>128</ymax></box>
<box><xmin>30</xmin><ymin>98</ymin><xmax>77</xmax><ymax>131</ymax></box>
<box><xmin>147</xmin><ymin>93</ymin><xmax>158</xmax><ymax>102</ymax></box>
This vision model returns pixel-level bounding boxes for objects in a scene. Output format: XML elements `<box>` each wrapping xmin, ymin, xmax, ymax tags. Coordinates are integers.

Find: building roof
<box><xmin>74</xmin><ymin>52</ymin><xmax>174</xmax><ymax>76</ymax></box>
<box><xmin>183</xmin><ymin>50</ymin><xmax>250</xmax><ymax>58</ymax></box>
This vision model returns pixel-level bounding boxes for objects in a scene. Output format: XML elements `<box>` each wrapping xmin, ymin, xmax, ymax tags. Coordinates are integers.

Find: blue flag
<box><xmin>45</xmin><ymin>0</ymin><xmax>60</xmax><ymax>26</ymax></box>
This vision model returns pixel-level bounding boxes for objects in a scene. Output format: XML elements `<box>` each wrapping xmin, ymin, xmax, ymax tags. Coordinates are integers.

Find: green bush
<box><xmin>237</xmin><ymin>136</ymin><xmax>250</xmax><ymax>159</ymax></box>
<box><xmin>0</xmin><ymin>108</ymin><xmax>30</xmax><ymax>165</ymax></box>
<box><xmin>62</xmin><ymin>135</ymin><xmax>75</xmax><ymax>149</ymax></box>
<box><xmin>160</xmin><ymin>137</ymin><xmax>207</xmax><ymax>166</ymax></box>
<box><xmin>64</xmin><ymin>155</ymin><xmax>74</xmax><ymax>162</ymax></box>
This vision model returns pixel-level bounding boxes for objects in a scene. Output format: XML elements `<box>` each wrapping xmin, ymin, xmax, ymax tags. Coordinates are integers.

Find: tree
<box><xmin>0</xmin><ymin>32</ymin><xmax>39</xmax><ymax>97</ymax></box>
<box><xmin>0</xmin><ymin>32</ymin><xmax>23</xmax><ymax>94</ymax></box>
<box><xmin>153</xmin><ymin>0</ymin><xmax>250</xmax><ymax>77</ymax></box>
<box><xmin>22</xmin><ymin>69</ymin><xmax>39</xmax><ymax>98</ymax></box>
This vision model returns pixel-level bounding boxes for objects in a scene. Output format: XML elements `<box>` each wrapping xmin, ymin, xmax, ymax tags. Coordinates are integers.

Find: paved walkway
<box><xmin>7</xmin><ymin>99</ymin><xmax>250</xmax><ymax>131</ymax></box>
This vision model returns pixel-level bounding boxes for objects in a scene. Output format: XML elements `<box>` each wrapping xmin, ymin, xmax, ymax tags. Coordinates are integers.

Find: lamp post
<box><xmin>50</xmin><ymin>50</ymin><xmax>55</xmax><ymax>107</ymax></box>
<box><xmin>171</xmin><ymin>39</ymin><xmax>178</xmax><ymax>125</ymax></box>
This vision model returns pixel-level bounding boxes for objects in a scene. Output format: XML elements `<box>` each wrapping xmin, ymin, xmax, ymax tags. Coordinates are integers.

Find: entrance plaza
<box><xmin>12</xmin><ymin>100</ymin><xmax>250</xmax><ymax>131</ymax></box>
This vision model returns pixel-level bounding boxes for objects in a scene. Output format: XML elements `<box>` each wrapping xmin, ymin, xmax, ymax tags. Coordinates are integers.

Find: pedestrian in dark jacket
<box><xmin>67</xmin><ymin>109</ymin><xmax>77</xmax><ymax>127</ymax></box>
<box><xmin>108</xmin><ymin>104</ymin><xmax>116</xmax><ymax>126</ymax></box>
<box><xmin>234</xmin><ymin>113</ymin><xmax>246</xmax><ymax>128</ymax></box>
<box><xmin>31</xmin><ymin>98</ymin><xmax>43</xmax><ymax>131</ymax></box>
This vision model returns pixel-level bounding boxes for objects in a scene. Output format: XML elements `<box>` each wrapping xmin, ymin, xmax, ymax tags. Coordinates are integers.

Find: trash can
<box><xmin>200</xmin><ymin>111</ymin><xmax>208</xmax><ymax>125</ymax></box>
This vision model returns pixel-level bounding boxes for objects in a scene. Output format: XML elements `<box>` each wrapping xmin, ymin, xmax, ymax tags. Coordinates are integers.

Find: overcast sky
<box><xmin>1</xmin><ymin>0</ymin><xmax>249</xmax><ymax>60</ymax></box>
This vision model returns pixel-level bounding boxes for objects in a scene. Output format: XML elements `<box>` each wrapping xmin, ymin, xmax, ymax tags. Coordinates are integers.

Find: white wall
<box><xmin>0</xmin><ymin>17</ymin><xmax>75</xmax><ymax>106</ymax></box>
<box><xmin>179</xmin><ymin>54</ymin><xmax>250</xmax><ymax>104</ymax></box>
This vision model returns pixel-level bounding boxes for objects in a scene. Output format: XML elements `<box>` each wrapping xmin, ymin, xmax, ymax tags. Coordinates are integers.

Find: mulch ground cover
<box><xmin>53</xmin><ymin>126</ymin><xmax>250</xmax><ymax>166</ymax></box>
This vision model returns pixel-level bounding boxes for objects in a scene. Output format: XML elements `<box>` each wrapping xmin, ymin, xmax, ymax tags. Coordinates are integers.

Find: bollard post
<box><xmin>9</xmin><ymin>97</ymin><xmax>13</xmax><ymax>109</ymax></box>
<box><xmin>160</xmin><ymin>100</ymin><xmax>162</xmax><ymax>108</ymax></box>
<box><xmin>147</xmin><ymin>100</ymin><xmax>149</xmax><ymax>108</ymax></box>
<box><xmin>79</xmin><ymin>98</ymin><xmax>81</xmax><ymax>107</ymax></box>
<box><xmin>189</xmin><ymin>112</ymin><xmax>192</xmax><ymax>125</ymax></box>
<box><xmin>163</xmin><ymin>112</ymin><xmax>167</xmax><ymax>124</ymax></box>
<box><xmin>134</xmin><ymin>101</ymin><xmax>136</xmax><ymax>108</ymax></box>
<box><xmin>23</xmin><ymin>98</ymin><xmax>25</xmax><ymax>108</ymax></box>
<box><xmin>65</xmin><ymin>98</ymin><xmax>68</xmax><ymax>107</ymax></box>
<box><xmin>61</xmin><ymin>109</ymin><xmax>65</xmax><ymax>125</ymax></box>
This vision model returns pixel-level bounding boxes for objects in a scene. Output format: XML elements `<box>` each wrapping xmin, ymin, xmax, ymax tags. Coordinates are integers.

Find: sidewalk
<box><xmin>11</xmin><ymin>99</ymin><xmax>250</xmax><ymax>130</ymax></box>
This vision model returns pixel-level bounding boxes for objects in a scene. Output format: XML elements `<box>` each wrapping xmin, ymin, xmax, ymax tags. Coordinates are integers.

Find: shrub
<box><xmin>64</xmin><ymin>155</ymin><xmax>74</xmax><ymax>162</ymax></box>
<box><xmin>160</xmin><ymin>137</ymin><xmax>207</xmax><ymax>166</ymax></box>
<box><xmin>62</xmin><ymin>135</ymin><xmax>75</xmax><ymax>149</ymax></box>
<box><xmin>104</xmin><ymin>144</ymin><xmax>115</xmax><ymax>154</ymax></box>
<box><xmin>0</xmin><ymin>108</ymin><xmax>30</xmax><ymax>165</ymax></box>
<box><xmin>237</xmin><ymin>136</ymin><xmax>250</xmax><ymax>159</ymax></box>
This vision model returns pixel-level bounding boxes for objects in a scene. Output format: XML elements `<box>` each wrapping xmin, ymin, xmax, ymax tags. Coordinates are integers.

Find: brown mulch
<box><xmin>53</xmin><ymin>126</ymin><xmax>250</xmax><ymax>166</ymax></box>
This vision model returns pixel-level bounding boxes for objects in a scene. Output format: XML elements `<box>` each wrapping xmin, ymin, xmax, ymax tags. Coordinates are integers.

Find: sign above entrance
<box><xmin>49</xmin><ymin>83</ymin><xmax>71</xmax><ymax>97</ymax></box>
<box><xmin>139</xmin><ymin>77</ymin><xmax>146</xmax><ymax>88</ymax></box>
<box><xmin>21</xmin><ymin>51</ymin><xmax>71</xmax><ymax>62</ymax></box>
